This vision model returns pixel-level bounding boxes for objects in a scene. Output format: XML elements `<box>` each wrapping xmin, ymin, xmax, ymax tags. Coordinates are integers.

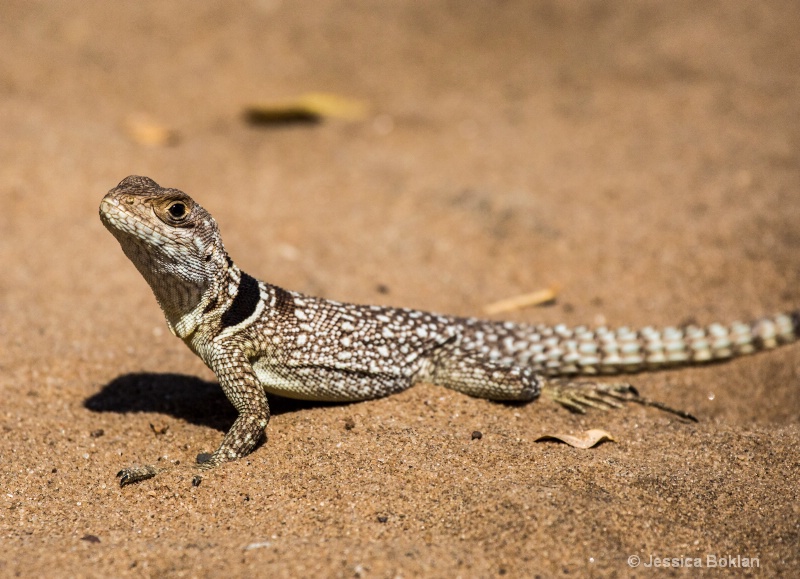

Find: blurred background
<box><xmin>1</xmin><ymin>1</ymin><xmax>799</xmax><ymax>576</ymax></box>
<box><xmin>3</xmin><ymin>1</ymin><xmax>798</xmax><ymax>319</ymax></box>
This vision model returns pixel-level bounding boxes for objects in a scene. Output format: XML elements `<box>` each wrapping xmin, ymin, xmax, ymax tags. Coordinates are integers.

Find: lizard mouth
<box><xmin>99</xmin><ymin>194</ymin><xmax>143</xmax><ymax>241</ymax></box>
<box><xmin>98</xmin><ymin>196</ymin><xmax>116</xmax><ymax>227</ymax></box>
<box><xmin>99</xmin><ymin>193</ymin><xmax>118</xmax><ymax>214</ymax></box>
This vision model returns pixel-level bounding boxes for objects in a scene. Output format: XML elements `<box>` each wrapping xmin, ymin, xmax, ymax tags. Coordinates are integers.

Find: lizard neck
<box><xmin>122</xmin><ymin>235</ymin><xmax>234</xmax><ymax>339</ymax></box>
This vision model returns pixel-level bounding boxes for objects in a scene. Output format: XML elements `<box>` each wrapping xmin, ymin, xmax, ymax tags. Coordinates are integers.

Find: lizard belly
<box><xmin>251</xmin><ymin>358</ymin><xmax>412</xmax><ymax>402</ymax></box>
<box><xmin>252</xmin><ymin>361</ymin><xmax>337</xmax><ymax>401</ymax></box>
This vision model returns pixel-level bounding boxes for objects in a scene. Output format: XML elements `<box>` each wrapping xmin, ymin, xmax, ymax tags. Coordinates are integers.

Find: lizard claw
<box><xmin>117</xmin><ymin>464</ymin><xmax>158</xmax><ymax>487</ymax></box>
<box><xmin>543</xmin><ymin>380</ymin><xmax>697</xmax><ymax>422</ymax></box>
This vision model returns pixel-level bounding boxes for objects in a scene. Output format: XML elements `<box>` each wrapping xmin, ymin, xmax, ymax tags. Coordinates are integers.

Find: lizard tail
<box><xmin>467</xmin><ymin>311</ymin><xmax>800</xmax><ymax>377</ymax></box>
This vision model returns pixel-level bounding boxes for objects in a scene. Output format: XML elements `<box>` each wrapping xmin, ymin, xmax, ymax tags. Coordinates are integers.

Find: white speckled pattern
<box><xmin>100</xmin><ymin>176</ymin><xmax>800</xmax><ymax>485</ymax></box>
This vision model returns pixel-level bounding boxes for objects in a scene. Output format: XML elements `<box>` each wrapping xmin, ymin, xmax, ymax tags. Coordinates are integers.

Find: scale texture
<box><xmin>99</xmin><ymin>176</ymin><xmax>800</xmax><ymax>485</ymax></box>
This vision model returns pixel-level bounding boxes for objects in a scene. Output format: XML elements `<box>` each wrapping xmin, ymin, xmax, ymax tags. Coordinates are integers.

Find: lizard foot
<box><xmin>117</xmin><ymin>464</ymin><xmax>159</xmax><ymax>487</ymax></box>
<box><xmin>543</xmin><ymin>380</ymin><xmax>697</xmax><ymax>422</ymax></box>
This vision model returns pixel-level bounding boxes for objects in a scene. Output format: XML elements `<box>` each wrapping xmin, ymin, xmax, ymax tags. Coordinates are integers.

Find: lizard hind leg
<box><xmin>427</xmin><ymin>352</ymin><xmax>543</xmax><ymax>401</ymax></box>
<box><xmin>543</xmin><ymin>379</ymin><xmax>698</xmax><ymax>421</ymax></box>
<box><xmin>426</xmin><ymin>348</ymin><xmax>696</xmax><ymax>420</ymax></box>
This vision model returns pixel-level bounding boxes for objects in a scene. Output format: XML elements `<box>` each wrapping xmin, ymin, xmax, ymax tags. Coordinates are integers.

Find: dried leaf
<box><xmin>534</xmin><ymin>429</ymin><xmax>615</xmax><ymax>449</ymax></box>
<box><xmin>123</xmin><ymin>114</ymin><xmax>180</xmax><ymax>146</ymax></box>
<box><xmin>483</xmin><ymin>285</ymin><xmax>560</xmax><ymax>315</ymax></box>
<box><xmin>244</xmin><ymin>93</ymin><xmax>368</xmax><ymax>125</ymax></box>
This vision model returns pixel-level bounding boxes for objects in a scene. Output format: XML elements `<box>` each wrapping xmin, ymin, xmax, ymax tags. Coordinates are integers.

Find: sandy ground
<box><xmin>1</xmin><ymin>1</ymin><xmax>799</xmax><ymax>577</ymax></box>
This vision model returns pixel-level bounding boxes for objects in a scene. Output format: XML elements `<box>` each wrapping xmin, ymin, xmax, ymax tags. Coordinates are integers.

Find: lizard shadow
<box><xmin>84</xmin><ymin>372</ymin><xmax>344</xmax><ymax>432</ymax></box>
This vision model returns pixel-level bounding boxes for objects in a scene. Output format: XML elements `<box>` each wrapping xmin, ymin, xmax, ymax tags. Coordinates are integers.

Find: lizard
<box><xmin>99</xmin><ymin>175</ymin><xmax>800</xmax><ymax>486</ymax></box>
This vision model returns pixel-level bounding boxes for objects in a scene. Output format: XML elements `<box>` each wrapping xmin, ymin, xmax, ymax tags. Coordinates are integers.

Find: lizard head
<box><xmin>100</xmin><ymin>175</ymin><xmax>230</xmax><ymax>337</ymax></box>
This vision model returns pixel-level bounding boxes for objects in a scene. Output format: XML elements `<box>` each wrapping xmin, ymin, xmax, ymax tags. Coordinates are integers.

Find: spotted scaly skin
<box><xmin>99</xmin><ymin>176</ymin><xmax>800</xmax><ymax>486</ymax></box>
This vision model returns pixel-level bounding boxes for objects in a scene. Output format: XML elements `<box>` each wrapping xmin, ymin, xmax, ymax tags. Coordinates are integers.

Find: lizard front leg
<box><xmin>196</xmin><ymin>346</ymin><xmax>271</xmax><ymax>470</ymax></box>
<box><xmin>117</xmin><ymin>347</ymin><xmax>270</xmax><ymax>487</ymax></box>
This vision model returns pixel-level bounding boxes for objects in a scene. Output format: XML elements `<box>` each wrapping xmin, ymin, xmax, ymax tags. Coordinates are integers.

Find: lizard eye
<box><xmin>168</xmin><ymin>202</ymin><xmax>187</xmax><ymax>219</ymax></box>
<box><xmin>155</xmin><ymin>197</ymin><xmax>195</xmax><ymax>227</ymax></box>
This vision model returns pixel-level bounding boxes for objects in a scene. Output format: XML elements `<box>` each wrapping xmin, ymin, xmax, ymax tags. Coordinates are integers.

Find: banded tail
<box><xmin>462</xmin><ymin>311</ymin><xmax>800</xmax><ymax>377</ymax></box>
